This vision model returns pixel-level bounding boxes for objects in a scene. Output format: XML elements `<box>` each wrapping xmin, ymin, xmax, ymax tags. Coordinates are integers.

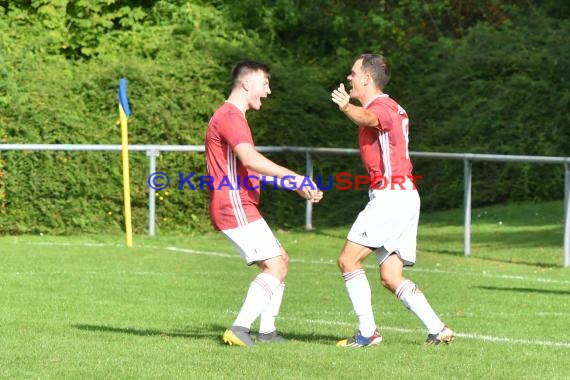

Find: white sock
<box><xmin>396</xmin><ymin>280</ymin><xmax>445</xmax><ymax>334</ymax></box>
<box><xmin>343</xmin><ymin>269</ymin><xmax>377</xmax><ymax>336</ymax></box>
<box><xmin>233</xmin><ymin>273</ymin><xmax>281</xmax><ymax>330</ymax></box>
<box><xmin>259</xmin><ymin>282</ymin><xmax>285</xmax><ymax>334</ymax></box>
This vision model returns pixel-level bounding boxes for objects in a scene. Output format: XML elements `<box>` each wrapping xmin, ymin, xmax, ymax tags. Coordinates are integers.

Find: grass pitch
<box><xmin>0</xmin><ymin>201</ymin><xmax>568</xmax><ymax>379</ymax></box>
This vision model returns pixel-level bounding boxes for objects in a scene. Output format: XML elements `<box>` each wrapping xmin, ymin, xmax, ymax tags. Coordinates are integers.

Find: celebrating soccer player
<box><xmin>331</xmin><ymin>54</ymin><xmax>455</xmax><ymax>347</ymax></box>
<box><xmin>206</xmin><ymin>60</ymin><xmax>322</xmax><ymax>347</ymax></box>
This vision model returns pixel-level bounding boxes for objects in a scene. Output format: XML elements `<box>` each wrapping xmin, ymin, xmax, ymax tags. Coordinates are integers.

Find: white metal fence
<box><xmin>1</xmin><ymin>144</ymin><xmax>569</xmax><ymax>267</ymax></box>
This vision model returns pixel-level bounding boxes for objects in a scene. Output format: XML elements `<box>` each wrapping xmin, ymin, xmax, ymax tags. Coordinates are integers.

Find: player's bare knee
<box><xmin>380</xmin><ymin>276</ymin><xmax>399</xmax><ymax>292</ymax></box>
<box><xmin>281</xmin><ymin>251</ymin><xmax>290</xmax><ymax>266</ymax></box>
<box><xmin>337</xmin><ymin>254</ymin><xmax>354</xmax><ymax>272</ymax></box>
<box><xmin>337</xmin><ymin>256</ymin><xmax>345</xmax><ymax>271</ymax></box>
<box><xmin>273</xmin><ymin>271</ymin><xmax>287</xmax><ymax>282</ymax></box>
<box><xmin>380</xmin><ymin>278</ymin><xmax>391</xmax><ymax>289</ymax></box>
<box><xmin>279</xmin><ymin>261</ymin><xmax>289</xmax><ymax>279</ymax></box>
<box><xmin>259</xmin><ymin>255</ymin><xmax>287</xmax><ymax>280</ymax></box>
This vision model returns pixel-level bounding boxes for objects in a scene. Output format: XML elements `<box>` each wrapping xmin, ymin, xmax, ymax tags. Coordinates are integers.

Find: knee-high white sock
<box><xmin>343</xmin><ymin>269</ymin><xmax>377</xmax><ymax>336</ymax></box>
<box><xmin>396</xmin><ymin>280</ymin><xmax>445</xmax><ymax>334</ymax></box>
<box><xmin>259</xmin><ymin>282</ymin><xmax>285</xmax><ymax>334</ymax></box>
<box><xmin>233</xmin><ymin>273</ymin><xmax>281</xmax><ymax>330</ymax></box>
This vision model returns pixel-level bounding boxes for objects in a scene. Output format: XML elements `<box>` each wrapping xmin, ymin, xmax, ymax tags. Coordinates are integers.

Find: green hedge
<box><xmin>1</xmin><ymin>2</ymin><xmax>568</xmax><ymax>235</ymax></box>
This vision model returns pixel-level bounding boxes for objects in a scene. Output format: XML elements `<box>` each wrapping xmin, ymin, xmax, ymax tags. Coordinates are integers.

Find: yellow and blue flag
<box><xmin>118</xmin><ymin>78</ymin><xmax>133</xmax><ymax>247</ymax></box>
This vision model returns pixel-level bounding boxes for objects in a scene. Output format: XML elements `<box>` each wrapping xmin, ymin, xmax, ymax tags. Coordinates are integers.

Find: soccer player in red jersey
<box><xmin>331</xmin><ymin>54</ymin><xmax>455</xmax><ymax>347</ymax></box>
<box><xmin>206</xmin><ymin>61</ymin><xmax>322</xmax><ymax>347</ymax></box>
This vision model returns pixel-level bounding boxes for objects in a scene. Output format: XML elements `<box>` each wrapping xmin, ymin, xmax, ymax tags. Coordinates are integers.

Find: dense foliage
<box><xmin>0</xmin><ymin>0</ymin><xmax>568</xmax><ymax>235</ymax></box>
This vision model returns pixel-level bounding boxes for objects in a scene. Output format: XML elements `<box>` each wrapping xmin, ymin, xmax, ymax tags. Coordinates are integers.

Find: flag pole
<box><xmin>118</xmin><ymin>78</ymin><xmax>133</xmax><ymax>247</ymax></box>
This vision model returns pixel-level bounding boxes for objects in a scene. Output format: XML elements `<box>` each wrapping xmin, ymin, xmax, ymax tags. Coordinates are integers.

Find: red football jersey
<box><xmin>358</xmin><ymin>94</ymin><xmax>413</xmax><ymax>187</ymax></box>
<box><xmin>205</xmin><ymin>102</ymin><xmax>262</xmax><ymax>230</ymax></box>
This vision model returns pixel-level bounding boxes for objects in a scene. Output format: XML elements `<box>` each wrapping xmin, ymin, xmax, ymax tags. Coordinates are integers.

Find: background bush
<box><xmin>0</xmin><ymin>1</ymin><xmax>568</xmax><ymax>235</ymax></box>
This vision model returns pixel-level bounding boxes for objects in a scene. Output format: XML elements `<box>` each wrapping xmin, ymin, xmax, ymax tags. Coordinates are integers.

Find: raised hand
<box><xmin>331</xmin><ymin>83</ymin><xmax>350</xmax><ymax>111</ymax></box>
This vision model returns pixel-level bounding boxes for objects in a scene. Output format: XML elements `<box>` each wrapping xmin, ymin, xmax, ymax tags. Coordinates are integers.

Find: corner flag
<box><xmin>118</xmin><ymin>78</ymin><xmax>133</xmax><ymax>247</ymax></box>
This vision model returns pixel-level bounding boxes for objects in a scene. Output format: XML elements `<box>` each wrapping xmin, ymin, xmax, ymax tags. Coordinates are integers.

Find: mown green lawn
<box><xmin>0</xmin><ymin>201</ymin><xmax>568</xmax><ymax>379</ymax></box>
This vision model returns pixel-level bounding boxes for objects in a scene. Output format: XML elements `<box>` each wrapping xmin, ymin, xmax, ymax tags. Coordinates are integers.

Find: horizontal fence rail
<box><xmin>1</xmin><ymin>144</ymin><xmax>569</xmax><ymax>267</ymax></box>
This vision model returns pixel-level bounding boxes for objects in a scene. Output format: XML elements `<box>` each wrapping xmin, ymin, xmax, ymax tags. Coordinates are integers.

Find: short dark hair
<box><xmin>231</xmin><ymin>60</ymin><xmax>271</xmax><ymax>89</ymax></box>
<box><xmin>358</xmin><ymin>54</ymin><xmax>390</xmax><ymax>89</ymax></box>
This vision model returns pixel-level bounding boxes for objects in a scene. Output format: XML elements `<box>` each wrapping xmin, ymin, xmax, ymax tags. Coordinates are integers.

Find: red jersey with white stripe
<box><xmin>358</xmin><ymin>94</ymin><xmax>413</xmax><ymax>185</ymax></box>
<box><xmin>205</xmin><ymin>102</ymin><xmax>262</xmax><ymax>230</ymax></box>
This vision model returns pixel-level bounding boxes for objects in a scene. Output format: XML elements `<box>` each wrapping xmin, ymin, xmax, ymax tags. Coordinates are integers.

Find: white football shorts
<box><xmin>347</xmin><ymin>178</ymin><xmax>420</xmax><ymax>266</ymax></box>
<box><xmin>221</xmin><ymin>218</ymin><xmax>283</xmax><ymax>265</ymax></box>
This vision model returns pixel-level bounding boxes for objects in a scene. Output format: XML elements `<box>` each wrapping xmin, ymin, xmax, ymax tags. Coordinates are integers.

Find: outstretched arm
<box><xmin>234</xmin><ymin>142</ymin><xmax>322</xmax><ymax>202</ymax></box>
<box><xmin>331</xmin><ymin>83</ymin><xmax>379</xmax><ymax>128</ymax></box>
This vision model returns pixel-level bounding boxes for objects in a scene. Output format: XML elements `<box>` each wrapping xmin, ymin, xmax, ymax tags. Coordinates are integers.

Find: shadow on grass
<box><xmin>420</xmin><ymin>227</ymin><xmax>561</xmax><ymax>250</ymax></box>
<box><xmin>472</xmin><ymin>227</ymin><xmax>562</xmax><ymax>248</ymax></box>
<box><xmin>419</xmin><ymin>225</ymin><xmax>563</xmax><ymax>268</ymax></box>
<box><xmin>72</xmin><ymin>323</ymin><xmax>339</xmax><ymax>345</ymax></box>
<box><xmin>420</xmin><ymin>201</ymin><xmax>564</xmax><ymax>228</ymax></box>
<box><xmin>187</xmin><ymin>324</ymin><xmax>341</xmax><ymax>345</ymax></box>
<box><xmin>72</xmin><ymin>324</ymin><xmax>196</xmax><ymax>338</ymax></box>
<box><xmin>476</xmin><ymin>286</ymin><xmax>570</xmax><ymax>295</ymax></box>
<box><xmin>420</xmin><ymin>247</ymin><xmax>562</xmax><ymax>268</ymax></box>
<box><xmin>420</xmin><ymin>248</ymin><xmax>463</xmax><ymax>256</ymax></box>
<box><xmin>472</xmin><ymin>256</ymin><xmax>561</xmax><ymax>269</ymax></box>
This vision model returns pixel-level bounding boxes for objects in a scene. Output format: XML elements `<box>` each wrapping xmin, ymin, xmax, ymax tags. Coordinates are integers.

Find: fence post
<box><xmin>305</xmin><ymin>151</ymin><xmax>314</xmax><ymax>230</ymax></box>
<box><xmin>562</xmin><ymin>161</ymin><xmax>570</xmax><ymax>268</ymax></box>
<box><xmin>464</xmin><ymin>158</ymin><xmax>472</xmax><ymax>256</ymax></box>
<box><xmin>147</xmin><ymin>149</ymin><xmax>159</xmax><ymax>236</ymax></box>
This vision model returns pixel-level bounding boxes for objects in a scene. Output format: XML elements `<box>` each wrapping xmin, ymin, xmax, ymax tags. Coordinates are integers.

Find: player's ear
<box><xmin>242</xmin><ymin>78</ymin><xmax>250</xmax><ymax>92</ymax></box>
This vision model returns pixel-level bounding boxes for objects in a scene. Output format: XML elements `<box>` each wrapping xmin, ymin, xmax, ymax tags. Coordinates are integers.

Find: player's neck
<box><xmin>225</xmin><ymin>94</ymin><xmax>248</xmax><ymax>114</ymax></box>
<box><xmin>360</xmin><ymin>90</ymin><xmax>386</xmax><ymax>107</ymax></box>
